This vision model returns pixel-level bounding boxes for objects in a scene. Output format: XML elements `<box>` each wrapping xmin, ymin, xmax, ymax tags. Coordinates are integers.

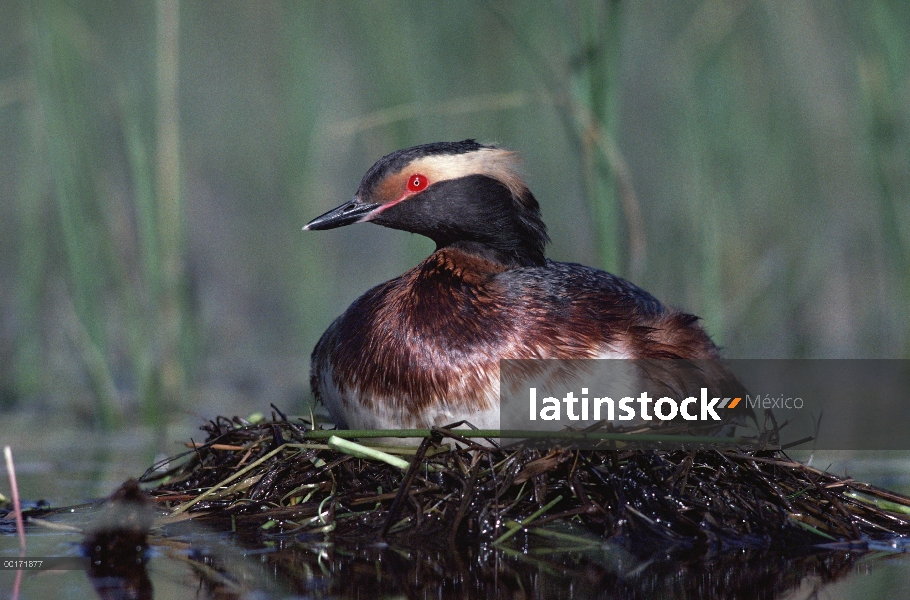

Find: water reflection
<box><xmin>156</xmin><ymin>529</ymin><xmax>904</xmax><ymax>600</ymax></box>
<box><xmin>2</xmin><ymin>497</ymin><xmax>908</xmax><ymax>599</ymax></box>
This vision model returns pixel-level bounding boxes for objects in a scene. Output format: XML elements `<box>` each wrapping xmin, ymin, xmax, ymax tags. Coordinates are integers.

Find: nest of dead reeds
<box><xmin>138</xmin><ymin>408</ymin><xmax>910</xmax><ymax>555</ymax></box>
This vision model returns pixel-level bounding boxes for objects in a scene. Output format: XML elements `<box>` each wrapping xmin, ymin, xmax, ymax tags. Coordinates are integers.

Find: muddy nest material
<box><xmin>139</xmin><ymin>412</ymin><xmax>910</xmax><ymax>553</ymax></box>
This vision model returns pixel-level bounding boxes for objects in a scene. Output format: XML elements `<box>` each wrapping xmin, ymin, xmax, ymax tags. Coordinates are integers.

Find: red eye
<box><xmin>407</xmin><ymin>173</ymin><xmax>428</xmax><ymax>192</ymax></box>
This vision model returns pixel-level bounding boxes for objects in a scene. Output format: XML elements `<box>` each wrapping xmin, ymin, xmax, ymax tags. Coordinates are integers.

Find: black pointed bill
<box><xmin>303</xmin><ymin>198</ymin><xmax>381</xmax><ymax>231</ymax></box>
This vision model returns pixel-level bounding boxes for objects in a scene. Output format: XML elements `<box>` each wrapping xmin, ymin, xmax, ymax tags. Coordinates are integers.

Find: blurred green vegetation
<box><xmin>0</xmin><ymin>1</ymin><xmax>908</xmax><ymax>425</ymax></box>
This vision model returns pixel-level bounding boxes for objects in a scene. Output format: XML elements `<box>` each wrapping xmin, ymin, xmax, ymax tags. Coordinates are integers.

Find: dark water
<box><xmin>4</xmin><ymin>509</ymin><xmax>910</xmax><ymax>599</ymax></box>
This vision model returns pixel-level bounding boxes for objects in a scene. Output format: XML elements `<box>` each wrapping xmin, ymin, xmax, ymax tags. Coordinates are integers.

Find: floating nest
<box><xmin>139</xmin><ymin>408</ymin><xmax>910</xmax><ymax>554</ymax></box>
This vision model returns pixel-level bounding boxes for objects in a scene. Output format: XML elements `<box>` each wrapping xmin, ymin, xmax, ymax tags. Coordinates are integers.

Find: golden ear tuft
<box><xmin>406</xmin><ymin>148</ymin><xmax>531</xmax><ymax>203</ymax></box>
